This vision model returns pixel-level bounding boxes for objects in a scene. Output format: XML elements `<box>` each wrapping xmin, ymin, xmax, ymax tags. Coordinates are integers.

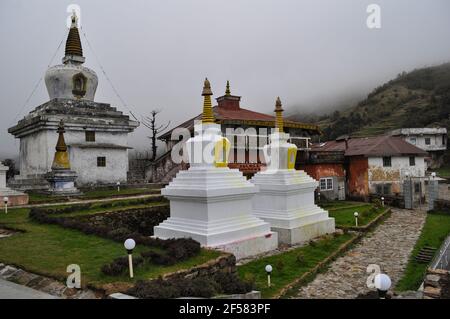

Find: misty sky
<box><xmin>1</xmin><ymin>0</ymin><xmax>450</xmax><ymax>158</ymax></box>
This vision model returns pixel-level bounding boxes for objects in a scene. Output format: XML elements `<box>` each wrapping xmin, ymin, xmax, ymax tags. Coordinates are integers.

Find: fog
<box><xmin>1</xmin><ymin>0</ymin><xmax>450</xmax><ymax>158</ymax></box>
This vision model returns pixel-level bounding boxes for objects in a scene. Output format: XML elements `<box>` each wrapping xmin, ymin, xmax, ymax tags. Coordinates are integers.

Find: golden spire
<box><xmin>274</xmin><ymin>96</ymin><xmax>284</xmax><ymax>132</ymax></box>
<box><xmin>65</xmin><ymin>11</ymin><xmax>83</xmax><ymax>58</ymax></box>
<box><xmin>202</xmin><ymin>78</ymin><xmax>215</xmax><ymax>124</ymax></box>
<box><xmin>225</xmin><ymin>80</ymin><xmax>231</xmax><ymax>96</ymax></box>
<box><xmin>51</xmin><ymin>120</ymin><xmax>71</xmax><ymax>170</ymax></box>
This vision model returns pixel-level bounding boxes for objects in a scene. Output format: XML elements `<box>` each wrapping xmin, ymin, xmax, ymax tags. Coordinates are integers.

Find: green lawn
<box><xmin>238</xmin><ymin>233</ymin><xmax>355</xmax><ymax>298</ymax></box>
<box><xmin>0</xmin><ymin>208</ymin><xmax>220</xmax><ymax>289</ymax></box>
<box><xmin>395</xmin><ymin>212</ymin><xmax>450</xmax><ymax>292</ymax></box>
<box><xmin>436</xmin><ymin>166</ymin><xmax>450</xmax><ymax>178</ymax></box>
<box><xmin>27</xmin><ymin>187</ymin><xmax>160</xmax><ymax>204</ymax></box>
<box><xmin>327</xmin><ymin>204</ymin><xmax>385</xmax><ymax>228</ymax></box>
<box><xmin>318</xmin><ymin>201</ymin><xmax>366</xmax><ymax>210</ymax></box>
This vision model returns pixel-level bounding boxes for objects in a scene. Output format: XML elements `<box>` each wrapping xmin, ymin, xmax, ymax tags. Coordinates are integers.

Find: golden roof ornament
<box><xmin>51</xmin><ymin>120</ymin><xmax>71</xmax><ymax>170</ymax></box>
<box><xmin>225</xmin><ymin>80</ymin><xmax>231</xmax><ymax>96</ymax></box>
<box><xmin>274</xmin><ymin>96</ymin><xmax>284</xmax><ymax>132</ymax></box>
<box><xmin>64</xmin><ymin>11</ymin><xmax>83</xmax><ymax>59</ymax></box>
<box><xmin>201</xmin><ymin>78</ymin><xmax>215</xmax><ymax>124</ymax></box>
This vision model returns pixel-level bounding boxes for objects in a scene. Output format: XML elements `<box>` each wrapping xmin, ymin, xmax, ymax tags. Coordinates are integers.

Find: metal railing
<box><xmin>430</xmin><ymin>234</ymin><xmax>450</xmax><ymax>270</ymax></box>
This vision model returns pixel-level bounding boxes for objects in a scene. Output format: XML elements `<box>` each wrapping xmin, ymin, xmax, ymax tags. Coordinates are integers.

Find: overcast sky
<box><xmin>1</xmin><ymin>0</ymin><xmax>450</xmax><ymax>158</ymax></box>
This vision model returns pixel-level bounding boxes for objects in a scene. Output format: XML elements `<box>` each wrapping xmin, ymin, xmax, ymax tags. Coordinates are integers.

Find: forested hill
<box><xmin>293</xmin><ymin>63</ymin><xmax>450</xmax><ymax>141</ymax></box>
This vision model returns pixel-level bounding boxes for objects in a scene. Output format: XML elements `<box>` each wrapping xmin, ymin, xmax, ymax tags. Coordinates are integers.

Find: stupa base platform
<box><xmin>271</xmin><ymin>218</ymin><xmax>335</xmax><ymax>246</ymax></box>
<box><xmin>154</xmin><ymin>227</ymin><xmax>278</xmax><ymax>260</ymax></box>
<box><xmin>0</xmin><ymin>189</ymin><xmax>29</xmax><ymax>207</ymax></box>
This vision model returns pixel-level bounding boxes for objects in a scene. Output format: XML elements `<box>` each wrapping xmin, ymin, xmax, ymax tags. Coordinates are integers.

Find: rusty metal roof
<box><xmin>312</xmin><ymin>136</ymin><xmax>428</xmax><ymax>157</ymax></box>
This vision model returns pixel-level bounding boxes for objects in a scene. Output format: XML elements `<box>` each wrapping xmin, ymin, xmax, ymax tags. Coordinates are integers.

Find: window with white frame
<box><xmin>320</xmin><ymin>178</ymin><xmax>333</xmax><ymax>191</ymax></box>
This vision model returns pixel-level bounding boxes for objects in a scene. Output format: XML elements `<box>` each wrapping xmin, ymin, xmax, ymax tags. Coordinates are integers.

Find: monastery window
<box><xmin>383</xmin><ymin>184</ymin><xmax>392</xmax><ymax>195</ymax></box>
<box><xmin>320</xmin><ymin>178</ymin><xmax>333</xmax><ymax>191</ymax></box>
<box><xmin>425</xmin><ymin>137</ymin><xmax>431</xmax><ymax>145</ymax></box>
<box><xmin>382</xmin><ymin>156</ymin><xmax>392</xmax><ymax>167</ymax></box>
<box><xmin>85</xmin><ymin>131</ymin><xmax>95</xmax><ymax>142</ymax></box>
<box><xmin>410</xmin><ymin>137</ymin><xmax>416</xmax><ymax>145</ymax></box>
<box><xmin>409</xmin><ymin>156</ymin><xmax>415</xmax><ymax>166</ymax></box>
<box><xmin>97</xmin><ymin>156</ymin><xmax>106</xmax><ymax>167</ymax></box>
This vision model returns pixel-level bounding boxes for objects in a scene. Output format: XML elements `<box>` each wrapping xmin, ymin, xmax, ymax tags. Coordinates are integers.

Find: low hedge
<box><xmin>127</xmin><ymin>272</ymin><xmax>254</xmax><ymax>299</ymax></box>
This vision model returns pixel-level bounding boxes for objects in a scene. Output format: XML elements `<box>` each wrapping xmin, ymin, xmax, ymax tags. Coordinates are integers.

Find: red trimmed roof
<box><xmin>312</xmin><ymin>136</ymin><xmax>428</xmax><ymax>157</ymax></box>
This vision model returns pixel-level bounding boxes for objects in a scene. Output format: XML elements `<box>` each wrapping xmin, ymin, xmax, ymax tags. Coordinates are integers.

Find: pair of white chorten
<box><xmin>154</xmin><ymin>79</ymin><xmax>334</xmax><ymax>259</ymax></box>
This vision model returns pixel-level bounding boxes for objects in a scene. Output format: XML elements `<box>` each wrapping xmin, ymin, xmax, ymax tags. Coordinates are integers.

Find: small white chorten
<box><xmin>250</xmin><ymin>97</ymin><xmax>335</xmax><ymax>245</ymax></box>
<box><xmin>154</xmin><ymin>79</ymin><xmax>278</xmax><ymax>259</ymax></box>
<box><xmin>0</xmin><ymin>164</ymin><xmax>28</xmax><ymax>207</ymax></box>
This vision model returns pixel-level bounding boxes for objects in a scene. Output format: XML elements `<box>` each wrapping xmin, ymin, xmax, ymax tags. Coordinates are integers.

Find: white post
<box><xmin>3</xmin><ymin>197</ymin><xmax>8</xmax><ymax>214</ymax></box>
<box><xmin>354</xmin><ymin>212</ymin><xmax>359</xmax><ymax>227</ymax></box>
<box><xmin>124</xmin><ymin>238</ymin><xmax>136</xmax><ymax>279</ymax></box>
<box><xmin>381</xmin><ymin>197</ymin><xmax>385</xmax><ymax>207</ymax></box>
<box><xmin>128</xmin><ymin>254</ymin><xmax>134</xmax><ymax>278</ymax></box>
<box><xmin>265</xmin><ymin>265</ymin><xmax>272</xmax><ymax>288</ymax></box>
<box><xmin>267</xmin><ymin>274</ymin><xmax>271</xmax><ymax>287</ymax></box>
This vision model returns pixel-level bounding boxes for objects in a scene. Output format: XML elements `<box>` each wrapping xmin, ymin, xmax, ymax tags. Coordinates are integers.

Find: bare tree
<box><xmin>141</xmin><ymin>110</ymin><xmax>171</xmax><ymax>161</ymax></box>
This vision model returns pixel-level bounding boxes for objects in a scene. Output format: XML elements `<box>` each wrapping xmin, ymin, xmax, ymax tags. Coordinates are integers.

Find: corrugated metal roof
<box><xmin>312</xmin><ymin>136</ymin><xmax>428</xmax><ymax>157</ymax></box>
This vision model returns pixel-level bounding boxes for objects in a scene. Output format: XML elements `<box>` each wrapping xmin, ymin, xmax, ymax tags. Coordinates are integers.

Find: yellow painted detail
<box><xmin>214</xmin><ymin>137</ymin><xmax>231</xmax><ymax>168</ymax></box>
<box><xmin>287</xmin><ymin>146</ymin><xmax>297</xmax><ymax>170</ymax></box>
<box><xmin>202</xmin><ymin>94</ymin><xmax>215</xmax><ymax>124</ymax></box>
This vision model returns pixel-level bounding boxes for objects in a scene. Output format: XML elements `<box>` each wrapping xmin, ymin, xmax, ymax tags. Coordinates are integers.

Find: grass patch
<box><xmin>395</xmin><ymin>212</ymin><xmax>450</xmax><ymax>292</ymax></box>
<box><xmin>318</xmin><ymin>201</ymin><xmax>366</xmax><ymax>210</ymax></box>
<box><xmin>436</xmin><ymin>166</ymin><xmax>450</xmax><ymax>179</ymax></box>
<box><xmin>237</xmin><ymin>233</ymin><xmax>354</xmax><ymax>298</ymax></box>
<box><xmin>328</xmin><ymin>204</ymin><xmax>384</xmax><ymax>228</ymax></box>
<box><xmin>0</xmin><ymin>208</ymin><xmax>220</xmax><ymax>288</ymax></box>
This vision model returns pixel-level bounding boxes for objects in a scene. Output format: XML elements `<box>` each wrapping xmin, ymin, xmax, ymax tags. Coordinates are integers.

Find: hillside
<box><xmin>294</xmin><ymin>63</ymin><xmax>450</xmax><ymax>141</ymax></box>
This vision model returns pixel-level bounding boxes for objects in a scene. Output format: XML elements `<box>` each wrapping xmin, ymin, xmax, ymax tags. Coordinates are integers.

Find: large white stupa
<box><xmin>154</xmin><ymin>79</ymin><xmax>278</xmax><ymax>260</ymax></box>
<box><xmin>250</xmin><ymin>97</ymin><xmax>335</xmax><ymax>245</ymax></box>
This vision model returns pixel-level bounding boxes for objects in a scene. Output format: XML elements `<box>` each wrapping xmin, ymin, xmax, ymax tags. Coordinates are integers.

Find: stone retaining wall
<box><xmin>75</xmin><ymin>205</ymin><xmax>170</xmax><ymax>236</ymax></box>
<box><xmin>423</xmin><ymin>268</ymin><xmax>450</xmax><ymax>299</ymax></box>
<box><xmin>162</xmin><ymin>253</ymin><xmax>237</xmax><ymax>281</ymax></box>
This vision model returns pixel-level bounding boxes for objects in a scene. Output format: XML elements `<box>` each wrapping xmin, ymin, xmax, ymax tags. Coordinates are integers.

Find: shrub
<box><xmin>127</xmin><ymin>272</ymin><xmax>253</xmax><ymax>299</ymax></box>
<box><xmin>296</xmin><ymin>253</ymin><xmax>306</xmax><ymax>265</ymax></box>
<box><xmin>101</xmin><ymin>256</ymin><xmax>144</xmax><ymax>276</ymax></box>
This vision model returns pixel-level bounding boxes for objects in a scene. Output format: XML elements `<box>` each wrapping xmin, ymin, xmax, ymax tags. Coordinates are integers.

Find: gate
<box><xmin>404</xmin><ymin>176</ymin><xmax>425</xmax><ymax>209</ymax></box>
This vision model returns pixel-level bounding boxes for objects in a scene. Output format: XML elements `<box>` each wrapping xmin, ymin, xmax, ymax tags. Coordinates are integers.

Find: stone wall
<box><xmin>423</xmin><ymin>269</ymin><xmax>450</xmax><ymax>299</ymax></box>
<box><xmin>161</xmin><ymin>253</ymin><xmax>237</xmax><ymax>281</ymax></box>
<box><xmin>75</xmin><ymin>205</ymin><xmax>169</xmax><ymax>236</ymax></box>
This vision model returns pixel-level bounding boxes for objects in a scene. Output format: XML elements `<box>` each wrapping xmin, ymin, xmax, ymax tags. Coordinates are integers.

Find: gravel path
<box><xmin>295</xmin><ymin>209</ymin><xmax>426</xmax><ymax>299</ymax></box>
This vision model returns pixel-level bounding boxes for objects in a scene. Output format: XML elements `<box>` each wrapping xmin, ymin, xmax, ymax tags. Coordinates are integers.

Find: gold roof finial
<box><xmin>225</xmin><ymin>80</ymin><xmax>231</xmax><ymax>96</ymax></box>
<box><xmin>202</xmin><ymin>78</ymin><xmax>215</xmax><ymax>124</ymax></box>
<box><xmin>274</xmin><ymin>97</ymin><xmax>284</xmax><ymax>132</ymax></box>
<box><xmin>65</xmin><ymin>11</ymin><xmax>83</xmax><ymax>58</ymax></box>
<box><xmin>51</xmin><ymin>120</ymin><xmax>71</xmax><ymax>170</ymax></box>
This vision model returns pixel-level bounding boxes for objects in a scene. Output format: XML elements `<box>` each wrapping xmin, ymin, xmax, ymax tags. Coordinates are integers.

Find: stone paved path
<box><xmin>295</xmin><ymin>209</ymin><xmax>426</xmax><ymax>299</ymax></box>
<box><xmin>0</xmin><ymin>278</ymin><xmax>58</xmax><ymax>299</ymax></box>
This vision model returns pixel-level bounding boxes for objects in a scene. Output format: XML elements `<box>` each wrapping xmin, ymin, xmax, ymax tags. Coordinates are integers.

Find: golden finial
<box><xmin>202</xmin><ymin>78</ymin><xmax>215</xmax><ymax>124</ymax></box>
<box><xmin>65</xmin><ymin>11</ymin><xmax>83</xmax><ymax>58</ymax></box>
<box><xmin>52</xmin><ymin>120</ymin><xmax>71</xmax><ymax>170</ymax></box>
<box><xmin>274</xmin><ymin>97</ymin><xmax>284</xmax><ymax>132</ymax></box>
<box><xmin>225</xmin><ymin>80</ymin><xmax>231</xmax><ymax>96</ymax></box>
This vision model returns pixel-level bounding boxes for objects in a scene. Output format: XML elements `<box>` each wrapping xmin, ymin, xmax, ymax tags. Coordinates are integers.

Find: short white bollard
<box><xmin>381</xmin><ymin>197</ymin><xmax>385</xmax><ymax>207</ymax></box>
<box><xmin>117</xmin><ymin>181</ymin><xmax>121</xmax><ymax>193</ymax></box>
<box><xmin>354</xmin><ymin>212</ymin><xmax>359</xmax><ymax>227</ymax></box>
<box><xmin>124</xmin><ymin>238</ymin><xmax>136</xmax><ymax>278</ymax></box>
<box><xmin>3</xmin><ymin>197</ymin><xmax>8</xmax><ymax>214</ymax></box>
<box><xmin>265</xmin><ymin>264</ymin><xmax>273</xmax><ymax>287</ymax></box>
